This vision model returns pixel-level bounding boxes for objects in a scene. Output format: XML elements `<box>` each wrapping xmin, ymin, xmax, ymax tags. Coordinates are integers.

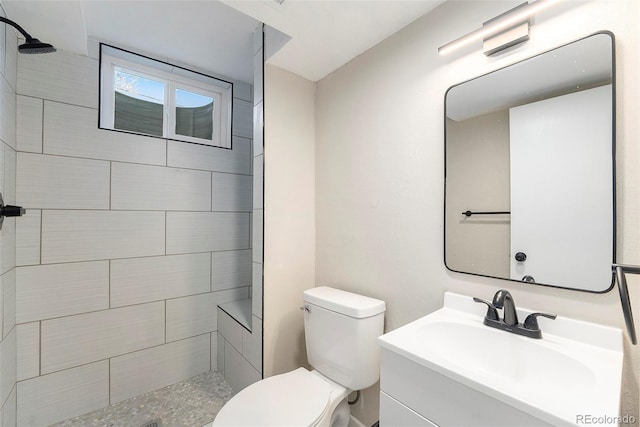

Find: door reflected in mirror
<box><xmin>444</xmin><ymin>32</ymin><xmax>615</xmax><ymax>292</ymax></box>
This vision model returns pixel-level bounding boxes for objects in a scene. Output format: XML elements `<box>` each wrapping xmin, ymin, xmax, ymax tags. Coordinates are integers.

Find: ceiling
<box><xmin>2</xmin><ymin>0</ymin><xmax>444</xmax><ymax>84</ymax></box>
<box><xmin>221</xmin><ymin>0</ymin><xmax>445</xmax><ymax>81</ymax></box>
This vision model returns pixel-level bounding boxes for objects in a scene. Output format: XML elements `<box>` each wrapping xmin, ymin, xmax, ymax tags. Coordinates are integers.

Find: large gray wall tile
<box><xmin>16</xmin><ymin>261</ymin><xmax>109</xmax><ymax>323</ymax></box>
<box><xmin>234</xmin><ymin>82</ymin><xmax>252</xmax><ymax>103</ymax></box>
<box><xmin>166</xmin><ymin>287</ymin><xmax>248</xmax><ymax>342</ymax></box>
<box><xmin>0</xmin><ymin>274</ymin><xmax>4</xmax><ymax>351</ymax></box>
<box><xmin>217</xmin><ymin>307</ymin><xmax>243</xmax><ymax>352</ymax></box>
<box><xmin>17</xmin><ymin>50</ymin><xmax>98</xmax><ymax>108</ymax></box>
<box><xmin>4</xmin><ymin>24</ymin><xmax>17</xmax><ymax>92</ymax></box>
<box><xmin>111</xmin><ymin>162</ymin><xmax>211</xmax><ymax>211</ymax></box>
<box><xmin>15</xmin><ymin>209</ymin><xmax>40</xmax><ymax>266</ymax></box>
<box><xmin>1</xmin><ymin>11</ymin><xmax>9</xmax><ymax>72</ymax></box>
<box><xmin>16</xmin><ymin>322</ymin><xmax>39</xmax><ymax>381</ymax></box>
<box><xmin>0</xmin><ymin>76</ymin><xmax>16</xmax><ymax>150</ymax></box>
<box><xmin>211</xmin><ymin>332</ymin><xmax>218</xmax><ymax>370</ymax></box>
<box><xmin>253</xmin><ymin>24</ymin><xmax>262</xmax><ymax>56</ymax></box>
<box><xmin>0</xmin><ymin>218</ymin><xmax>14</xmax><ymax>276</ymax></box>
<box><xmin>2</xmin><ymin>269</ymin><xmax>15</xmax><ymax>338</ymax></box>
<box><xmin>212</xmin><ymin>173</ymin><xmax>252</xmax><ymax>212</ymax></box>
<box><xmin>167</xmin><ymin>136</ymin><xmax>251</xmax><ymax>174</ymax></box>
<box><xmin>0</xmin><ymin>12</ymin><xmax>5</xmax><ymax>92</ymax></box>
<box><xmin>41</xmin><ymin>210</ymin><xmax>165</xmax><ymax>264</ymax></box>
<box><xmin>224</xmin><ymin>342</ymin><xmax>260</xmax><ymax>393</ymax></box>
<box><xmin>41</xmin><ymin>302</ymin><xmax>164</xmax><ymax>374</ymax></box>
<box><xmin>43</xmin><ymin>101</ymin><xmax>166</xmax><ymax>165</ymax></box>
<box><xmin>166</xmin><ymin>212</ymin><xmax>250</xmax><ymax>255</ymax></box>
<box><xmin>211</xmin><ymin>250</ymin><xmax>252</xmax><ymax>291</ymax></box>
<box><xmin>110</xmin><ymin>334</ymin><xmax>210</xmax><ymax>403</ymax></box>
<box><xmin>232</xmin><ymin>99</ymin><xmax>253</xmax><ymax>139</ymax></box>
<box><xmin>0</xmin><ymin>328</ymin><xmax>16</xmax><ymax>405</ymax></box>
<box><xmin>243</xmin><ymin>316</ymin><xmax>262</xmax><ymax>373</ymax></box>
<box><xmin>0</xmin><ymin>141</ymin><xmax>16</xmax><ymax>204</ymax></box>
<box><xmin>16</xmin><ymin>95</ymin><xmax>42</xmax><ymax>153</ymax></box>
<box><xmin>17</xmin><ymin>361</ymin><xmax>109</xmax><ymax>427</ymax></box>
<box><xmin>111</xmin><ymin>253</ymin><xmax>211</xmax><ymax>307</ymax></box>
<box><xmin>0</xmin><ymin>275</ymin><xmax>4</xmax><ymax>333</ymax></box>
<box><xmin>216</xmin><ymin>332</ymin><xmax>225</xmax><ymax>373</ymax></box>
<box><xmin>17</xmin><ymin>153</ymin><xmax>110</xmax><ymax>209</ymax></box>
<box><xmin>1</xmin><ymin>385</ymin><xmax>16</xmax><ymax>427</ymax></box>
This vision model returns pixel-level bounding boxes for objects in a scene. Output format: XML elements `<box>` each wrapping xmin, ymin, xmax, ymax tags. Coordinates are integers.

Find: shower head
<box><xmin>18</xmin><ymin>39</ymin><xmax>56</xmax><ymax>54</ymax></box>
<box><xmin>0</xmin><ymin>16</ymin><xmax>56</xmax><ymax>54</ymax></box>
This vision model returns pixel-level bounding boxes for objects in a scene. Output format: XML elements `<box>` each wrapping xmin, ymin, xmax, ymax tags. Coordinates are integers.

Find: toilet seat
<box><xmin>213</xmin><ymin>368</ymin><xmax>331</xmax><ymax>426</ymax></box>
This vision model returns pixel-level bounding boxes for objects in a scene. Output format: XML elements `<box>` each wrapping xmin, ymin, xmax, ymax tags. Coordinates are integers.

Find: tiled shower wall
<box><xmin>13</xmin><ymin>48</ymin><xmax>253</xmax><ymax>425</ymax></box>
<box><xmin>216</xmin><ymin>24</ymin><xmax>264</xmax><ymax>393</ymax></box>
<box><xmin>0</xmin><ymin>9</ymin><xmax>18</xmax><ymax>427</ymax></box>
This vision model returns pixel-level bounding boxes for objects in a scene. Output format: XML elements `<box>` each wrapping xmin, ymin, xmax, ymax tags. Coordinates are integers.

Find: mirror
<box><xmin>444</xmin><ymin>32</ymin><xmax>615</xmax><ymax>292</ymax></box>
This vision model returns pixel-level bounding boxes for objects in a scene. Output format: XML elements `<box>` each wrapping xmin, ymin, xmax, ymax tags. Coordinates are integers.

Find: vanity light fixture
<box><xmin>438</xmin><ymin>0</ymin><xmax>558</xmax><ymax>56</ymax></box>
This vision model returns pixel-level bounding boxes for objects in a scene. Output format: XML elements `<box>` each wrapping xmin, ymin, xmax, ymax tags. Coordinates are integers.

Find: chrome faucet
<box><xmin>473</xmin><ymin>289</ymin><xmax>557</xmax><ymax>339</ymax></box>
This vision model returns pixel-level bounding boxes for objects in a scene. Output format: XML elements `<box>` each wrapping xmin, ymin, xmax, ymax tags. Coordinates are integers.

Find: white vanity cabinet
<box><xmin>377</xmin><ymin>292</ymin><xmax>623</xmax><ymax>427</ymax></box>
<box><xmin>379</xmin><ymin>347</ymin><xmax>551</xmax><ymax>427</ymax></box>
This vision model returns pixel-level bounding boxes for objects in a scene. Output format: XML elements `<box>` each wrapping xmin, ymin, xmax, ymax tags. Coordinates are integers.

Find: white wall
<box><xmin>0</xmin><ymin>7</ymin><xmax>18</xmax><ymax>426</ymax></box>
<box><xmin>13</xmin><ymin>48</ymin><xmax>254</xmax><ymax>425</ymax></box>
<box><xmin>263</xmin><ymin>64</ymin><xmax>316</xmax><ymax>377</ymax></box>
<box><xmin>314</xmin><ymin>0</ymin><xmax>639</xmax><ymax>423</ymax></box>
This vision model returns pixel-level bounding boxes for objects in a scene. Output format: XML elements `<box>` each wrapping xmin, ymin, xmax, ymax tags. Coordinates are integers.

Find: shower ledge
<box><xmin>219</xmin><ymin>299</ymin><xmax>252</xmax><ymax>332</ymax></box>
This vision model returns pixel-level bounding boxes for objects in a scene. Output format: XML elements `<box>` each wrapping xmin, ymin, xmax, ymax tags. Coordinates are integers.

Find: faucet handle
<box><xmin>523</xmin><ymin>312</ymin><xmax>557</xmax><ymax>331</ymax></box>
<box><xmin>473</xmin><ymin>297</ymin><xmax>499</xmax><ymax>321</ymax></box>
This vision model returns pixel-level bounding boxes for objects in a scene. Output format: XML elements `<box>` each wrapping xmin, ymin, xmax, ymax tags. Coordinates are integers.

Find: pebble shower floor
<box><xmin>52</xmin><ymin>370</ymin><xmax>234</xmax><ymax>427</ymax></box>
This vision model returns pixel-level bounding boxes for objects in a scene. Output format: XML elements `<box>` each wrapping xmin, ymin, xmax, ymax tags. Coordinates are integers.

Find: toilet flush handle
<box><xmin>299</xmin><ymin>305</ymin><xmax>311</xmax><ymax>313</ymax></box>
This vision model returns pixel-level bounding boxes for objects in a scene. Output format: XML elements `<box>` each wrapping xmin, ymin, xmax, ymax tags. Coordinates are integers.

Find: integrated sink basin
<box><xmin>416</xmin><ymin>320</ymin><xmax>597</xmax><ymax>392</ymax></box>
<box><xmin>378</xmin><ymin>292</ymin><xmax>624</xmax><ymax>426</ymax></box>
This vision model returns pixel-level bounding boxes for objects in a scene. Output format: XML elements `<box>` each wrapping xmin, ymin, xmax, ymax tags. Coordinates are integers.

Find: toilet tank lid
<box><xmin>304</xmin><ymin>286</ymin><xmax>386</xmax><ymax>318</ymax></box>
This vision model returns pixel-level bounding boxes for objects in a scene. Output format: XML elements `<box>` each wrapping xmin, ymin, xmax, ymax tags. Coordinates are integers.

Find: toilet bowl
<box><xmin>213</xmin><ymin>368</ymin><xmax>350</xmax><ymax>427</ymax></box>
<box><xmin>212</xmin><ymin>287</ymin><xmax>385</xmax><ymax>427</ymax></box>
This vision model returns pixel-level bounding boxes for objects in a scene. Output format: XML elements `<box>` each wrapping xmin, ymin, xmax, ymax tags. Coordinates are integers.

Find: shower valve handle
<box><xmin>1</xmin><ymin>205</ymin><xmax>25</xmax><ymax>217</ymax></box>
<box><xmin>0</xmin><ymin>192</ymin><xmax>26</xmax><ymax>230</ymax></box>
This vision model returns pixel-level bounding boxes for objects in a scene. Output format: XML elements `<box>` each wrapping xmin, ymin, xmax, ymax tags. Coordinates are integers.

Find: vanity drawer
<box><xmin>380</xmin><ymin>391</ymin><xmax>437</xmax><ymax>426</ymax></box>
<box><xmin>380</xmin><ymin>348</ymin><xmax>553</xmax><ymax>427</ymax></box>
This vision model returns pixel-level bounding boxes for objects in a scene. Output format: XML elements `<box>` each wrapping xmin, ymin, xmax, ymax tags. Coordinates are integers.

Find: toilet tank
<box><xmin>303</xmin><ymin>286</ymin><xmax>386</xmax><ymax>391</ymax></box>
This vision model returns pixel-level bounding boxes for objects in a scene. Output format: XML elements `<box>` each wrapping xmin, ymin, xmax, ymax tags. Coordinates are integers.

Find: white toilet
<box><xmin>213</xmin><ymin>286</ymin><xmax>386</xmax><ymax>427</ymax></box>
